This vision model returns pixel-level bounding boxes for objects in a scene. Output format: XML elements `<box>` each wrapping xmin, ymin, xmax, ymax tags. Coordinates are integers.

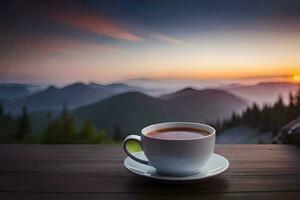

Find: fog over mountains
<box><xmin>1</xmin><ymin>80</ymin><xmax>298</xmax><ymax>114</ymax></box>
<box><xmin>222</xmin><ymin>82</ymin><xmax>299</xmax><ymax>106</ymax></box>
<box><xmin>0</xmin><ymin>83</ymin><xmax>43</xmax><ymax>100</ymax></box>
<box><xmin>2</xmin><ymin>84</ymin><xmax>109</xmax><ymax>113</ymax></box>
<box><xmin>1</xmin><ymin>79</ymin><xmax>298</xmax><ymax>139</ymax></box>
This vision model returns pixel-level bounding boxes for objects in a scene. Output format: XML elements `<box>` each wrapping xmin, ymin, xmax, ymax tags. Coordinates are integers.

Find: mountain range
<box><xmin>0</xmin><ymin>83</ymin><xmax>42</xmax><ymax>100</ymax></box>
<box><xmin>2</xmin><ymin>79</ymin><xmax>297</xmax><ymax>139</ymax></box>
<box><xmin>2</xmin><ymin>82</ymin><xmax>130</xmax><ymax>113</ymax></box>
<box><xmin>124</xmin><ymin>78</ymin><xmax>299</xmax><ymax>105</ymax></box>
<box><xmin>1</xmin><ymin>79</ymin><xmax>296</xmax><ymax>143</ymax></box>
<box><xmin>1</xmin><ymin>80</ymin><xmax>298</xmax><ymax>114</ymax></box>
<box><xmin>223</xmin><ymin>82</ymin><xmax>299</xmax><ymax>105</ymax></box>
<box><xmin>1</xmin><ymin>81</ymin><xmax>164</xmax><ymax>113</ymax></box>
<box><xmin>73</xmin><ymin>88</ymin><xmax>247</xmax><ymax>136</ymax></box>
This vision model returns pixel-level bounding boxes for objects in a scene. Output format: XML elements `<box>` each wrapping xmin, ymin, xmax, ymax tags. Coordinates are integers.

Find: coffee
<box><xmin>147</xmin><ymin>127</ymin><xmax>210</xmax><ymax>140</ymax></box>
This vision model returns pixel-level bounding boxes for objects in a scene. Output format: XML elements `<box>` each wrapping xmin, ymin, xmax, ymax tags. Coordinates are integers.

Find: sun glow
<box><xmin>293</xmin><ymin>74</ymin><xmax>300</xmax><ymax>83</ymax></box>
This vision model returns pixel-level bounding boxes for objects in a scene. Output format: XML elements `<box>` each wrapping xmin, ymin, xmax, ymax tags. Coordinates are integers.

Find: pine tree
<box><xmin>271</xmin><ymin>95</ymin><xmax>286</xmax><ymax>135</ymax></box>
<box><xmin>294</xmin><ymin>84</ymin><xmax>300</xmax><ymax>114</ymax></box>
<box><xmin>113</xmin><ymin>124</ymin><xmax>123</xmax><ymax>141</ymax></box>
<box><xmin>0</xmin><ymin>105</ymin><xmax>16</xmax><ymax>144</ymax></box>
<box><xmin>46</xmin><ymin>112</ymin><xmax>52</xmax><ymax>125</ymax></box>
<box><xmin>79</xmin><ymin>120</ymin><xmax>107</xmax><ymax>144</ymax></box>
<box><xmin>60</xmin><ymin>103</ymin><xmax>77</xmax><ymax>143</ymax></box>
<box><xmin>241</xmin><ymin>103</ymin><xmax>260</xmax><ymax>128</ymax></box>
<box><xmin>259</xmin><ymin>104</ymin><xmax>272</xmax><ymax>132</ymax></box>
<box><xmin>42</xmin><ymin>103</ymin><xmax>77</xmax><ymax>144</ymax></box>
<box><xmin>15</xmin><ymin>106</ymin><xmax>32</xmax><ymax>142</ymax></box>
<box><xmin>212</xmin><ymin>118</ymin><xmax>222</xmax><ymax>132</ymax></box>
<box><xmin>0</xmin><ymin>104</ymin><xmax>4</xmax><ymax>117</ymax></box>
<box><xmin>218</xmin><ymin>85</ymin><xmax>300</xmax><ymax>139</ymax></box>
<box><xmin>43</xmin><ymin>119</ymin><xmax>63</xmax><ymax>144</ymax></box>
<box><xmin>80</xmin><ymin>120</ymin><xmax>95</xmax><ymax>143</ymax></box>
<box><xmin>286</xmin><ymin>92</ymin><xmax>297</xmax><ymax>123</ymax></box>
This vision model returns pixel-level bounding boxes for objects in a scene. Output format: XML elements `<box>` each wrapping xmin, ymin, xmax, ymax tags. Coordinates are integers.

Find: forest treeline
<box><xmin>0</xmin><ymin>103</ymin><xmax>123</xmax><ymax>144</ymax></box>
<box><xmin>0</xmin><ymin>87</ymin><xmax>299</xmax><ymax>144</ymax></box>
<box><xmin>213</xmin><ymin>87</ymin><xmax>300</xmax><ymax>139</ymax></box>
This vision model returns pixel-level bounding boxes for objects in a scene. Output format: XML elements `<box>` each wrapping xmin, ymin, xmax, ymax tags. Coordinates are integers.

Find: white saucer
<box><xmin>124</xmin><ymin>151</ymin><xmax>229</xmax><ymax>181</ymax></box>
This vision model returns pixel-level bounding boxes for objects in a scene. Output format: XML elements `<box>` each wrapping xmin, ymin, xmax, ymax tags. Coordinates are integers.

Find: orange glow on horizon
<box><xmin>293</xmin><ymin>74</ymin><xmax>300</xmax><ymax>83</ymax></box>
<box><xmin>144</xmin><ymin>65</ymin><xmax>296</xmax><ymax>81</ymax></box>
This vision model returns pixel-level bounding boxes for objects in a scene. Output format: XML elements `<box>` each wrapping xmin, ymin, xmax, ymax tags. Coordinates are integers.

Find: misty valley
<box><xmin>0</xmin><ymin>79</ymin><xmax>299</xmax><ymax>145</ymax></box>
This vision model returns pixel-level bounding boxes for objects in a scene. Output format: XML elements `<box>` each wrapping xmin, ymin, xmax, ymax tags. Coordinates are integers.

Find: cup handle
<box><xmin>123</xmin><ymin>135</ymin><xmax>149</xmax><ymax>165</ymax></box>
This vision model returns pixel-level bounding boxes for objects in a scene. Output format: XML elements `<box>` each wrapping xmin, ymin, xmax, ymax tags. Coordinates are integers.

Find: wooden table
<box><xmin>0</xmin><ymin>144</ymin><xmax>299</xmax><ymax>200</ymax></box>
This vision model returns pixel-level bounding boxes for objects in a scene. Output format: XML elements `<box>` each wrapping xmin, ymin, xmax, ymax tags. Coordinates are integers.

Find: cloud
<box><xmin>20</xmin><ymin>1</ymin><xmax>180</xmax><ymax>44</ymax></box>
<box><xmin>16</xmin><ymin>36</ymin><xmax>115</xmax><ymax>54</ymax></box>
<box><xmin>20</xmin><ymin>1</ymin><xmax>142</xmax><ymax>42</ymax></box>
<box><xmin>53</xmin><ymin>11</ymin><xmax>184</xmax><ymax>45</ymax></box>
<box><xmin>151</xmin><ymin>33</ymin><xmax>185</xmax><ymax>45</ymax></box>
<box><xmin>50</xmin><ymin>12</ymin><xmax>143</xmax><ymax>42</ymax></box>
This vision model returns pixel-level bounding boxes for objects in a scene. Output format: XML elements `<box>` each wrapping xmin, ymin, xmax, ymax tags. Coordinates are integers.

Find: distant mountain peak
<box><xmin>161</xmin><ymin>87</ymin><xmax>199</xmax><ymax>99</ymax></box>
<box><xmin>107</xmin><ymin>83</ymin><xmax>128</xmax><ymax>87</ymax></box>
<box><xmin>175</xmin><ymin>87</ymin><xmax>199</xmax><ymax>94</ymax></box>
<box><xmin>73</xmin><ymin>87</ymin><xmax>247</xmax><ymax>137</ymax></box>
<box><xmin>221</xmin><ymin>83</ymin><xmax>244</xmax><ymax>89</ymax></box>
<box><xmin>46</xmin><ymin>85</ymin><xmax>58</xmax><ymax>91</ymax></box>
<box><xmin>88</xmin><ymin>82</ymin><xmax>103</xmax><ymax>86</ymax></box>
<box><xmin>65</xmin><ymin>82</ymin><xmax>86</xmax><ymax>88</ymax></box>
<box><xmin>129</xmin><ymin>78</ymin><xmax>154</xmax><ymax>81</ymax></box>
<box><xmin>224</xmin><ymin>81</ymin><xmax>299</xmax><ymax>106</ymax></box>
<box><xmin>73</xmin><ymin>82</ymin><xmax>85</xmax><ymax>86</ymax></box>
<box><xmin>256</xmin><ymin>81</ymin><xmax>295</xmax><ymax>86</ymax></box>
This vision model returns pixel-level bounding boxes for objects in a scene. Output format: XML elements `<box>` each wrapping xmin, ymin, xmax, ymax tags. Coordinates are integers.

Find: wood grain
<box><xmin>0</xmin><ymin>144</ymin><xmax>299</xmax><ymax>199</ymax></box>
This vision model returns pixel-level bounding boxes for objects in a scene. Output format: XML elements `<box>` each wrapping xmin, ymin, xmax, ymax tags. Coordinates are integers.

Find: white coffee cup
<box><xmin>123</xmin><ymin>122</ymin><xmax>215</xmax><ymax>176</ymax></box>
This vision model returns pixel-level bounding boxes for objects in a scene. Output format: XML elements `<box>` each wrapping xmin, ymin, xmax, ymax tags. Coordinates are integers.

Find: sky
<box><xmin>0</xmin><ymin>0</ymin><xmax>300</xmax><ymax>85</ymax></box>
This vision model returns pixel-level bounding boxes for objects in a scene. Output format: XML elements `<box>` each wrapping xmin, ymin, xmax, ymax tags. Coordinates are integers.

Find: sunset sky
<box><xmin>1</xmin><ymin>0</ymin><xmax>300</xmax><ymax>84</ymax></box>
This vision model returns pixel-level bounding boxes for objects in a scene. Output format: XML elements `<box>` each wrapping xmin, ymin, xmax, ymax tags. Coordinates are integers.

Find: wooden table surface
<box><xmin>0</xmin><ymin>144</ymin><xmax>299</xmax><ymax>200</ymax></box>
